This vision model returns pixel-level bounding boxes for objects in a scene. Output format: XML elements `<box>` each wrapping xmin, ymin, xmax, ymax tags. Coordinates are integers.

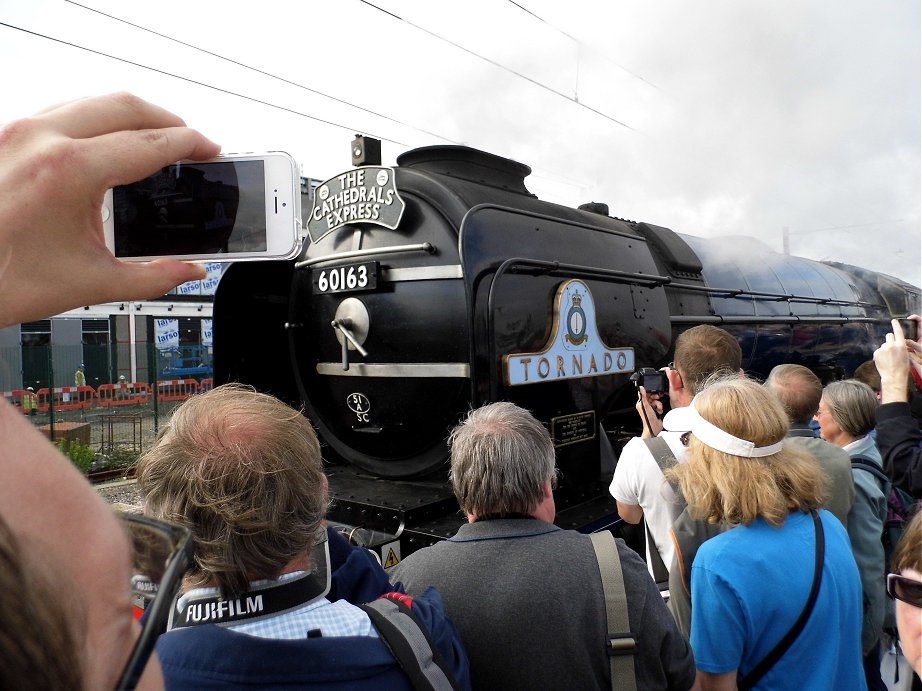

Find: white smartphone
<box><xmin>103</xmin><ymin>152</ymin><xmax>303</xmax><ymax>262</ymax></box>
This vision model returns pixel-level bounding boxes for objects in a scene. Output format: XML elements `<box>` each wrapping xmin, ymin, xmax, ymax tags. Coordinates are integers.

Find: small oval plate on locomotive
<box><xmin>313</xmin><ymin>261</ymin><xmax>378</xmax><ymax>294</ymax></box>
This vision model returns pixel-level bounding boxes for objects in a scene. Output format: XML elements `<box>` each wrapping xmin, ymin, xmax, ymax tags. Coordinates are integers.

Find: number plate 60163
<box><xmin>313</xmin><ymin>262</ymin><xmax>378</xmax><ymax>294</ymax></box>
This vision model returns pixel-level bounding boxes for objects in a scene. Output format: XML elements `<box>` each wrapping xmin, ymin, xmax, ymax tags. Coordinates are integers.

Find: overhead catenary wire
<box><xmin>357</xmin><ymin>0</ymin><xmax>634</xmax><ymax>131</ymax></box>
<box><xmin>4</xmin><ymin>2</ymin><xmax>617</xmax><ymax>192</ymax></box>
<box><xmin>0</xmin><ymin>21</ymin><xmax>410</xmax><ymax>147</ymax></box>
<box><xmin>63</xmin><ymin>0</ymin><xmax>459</xmax><ymax>146</ymax></box>
<box><xmin>503</xmin><ymin>0</ymin><xmax>660</xmax><ymax>92</ymax></box>
<box><xmin>70</xmin><ymin>0</ymin><xmax>637</xmax><ymax>135</ymax></box>
<box><xmin>0</xmin><ymin>18</ymin><xmax>593</xmax><ymax>194</ymax></box>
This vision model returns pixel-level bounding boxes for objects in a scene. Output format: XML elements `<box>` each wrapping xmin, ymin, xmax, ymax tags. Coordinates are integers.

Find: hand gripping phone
<box><xmin>103</xmin><ymin>152</ymin><xmax>303</xmax><ymax>262</ymax></box>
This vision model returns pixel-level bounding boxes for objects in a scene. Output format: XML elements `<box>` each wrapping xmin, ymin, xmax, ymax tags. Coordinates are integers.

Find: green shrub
<box><xmin>103</xmin><ymin>446</ymin><xmax>141</xmax><ymax>470</ymax></box>
<box><xmin>57</xmin><ymin>438</ymin><xmax>96</xmax><ymax>475</ymax></box>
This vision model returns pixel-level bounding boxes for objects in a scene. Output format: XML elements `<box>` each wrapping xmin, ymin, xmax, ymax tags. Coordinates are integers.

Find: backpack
<box><xmin>850</xmin><ymin>455</ymin><xmax>921</xmax><ymax>570</ymax></box>
<box><xmin>361</xmin><ymin>595</ymin><xmax>463</xmax><ymax>691</ymax></box>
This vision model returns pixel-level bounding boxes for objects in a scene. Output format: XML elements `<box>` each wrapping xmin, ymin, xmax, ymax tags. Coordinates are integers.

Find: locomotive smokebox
<box><xmin>284</xmin><ymin>145</ymin><xmax>674</xmax><ymax>485</ymax></box>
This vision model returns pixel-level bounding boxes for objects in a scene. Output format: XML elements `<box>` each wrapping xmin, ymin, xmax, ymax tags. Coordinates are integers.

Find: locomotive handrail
<box><xmin>294</xmin><ymin>243</ymin><xmax>435</xmax><ymax>269</ymax></box>
<box><xmin>666</xmin><ymin>281</ymin><xmax>883</xmax><ymax>309</ymax></box>
<box><xmin>671</xmin><ymin>315</ymin><xmax>886</xmax><ymax>325</ymax></box>
<box><xmin>483</xmin><ymin>257</ymin><xmax>673</xmax><ymax>401</ymax></box>
<box><xmin>500</xmin><ymin>259</ymin><xmax>672</xmax><ymax>287</ymax></box>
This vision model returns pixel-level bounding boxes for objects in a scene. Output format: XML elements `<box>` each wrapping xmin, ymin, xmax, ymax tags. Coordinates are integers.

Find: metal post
<box><xmin>151</xmin><ymin>342</ymin><xmax>159</xmax><ymax>435</ymax></box>
<box><xmin>47</xmin><ymin>347</ymin><xmax>55</xmax><ymax>442</ymax></box>
<box><xmin>782</xmin><ymin>226</ymin><xmax>790</xmax><ymax>255</ymax></box>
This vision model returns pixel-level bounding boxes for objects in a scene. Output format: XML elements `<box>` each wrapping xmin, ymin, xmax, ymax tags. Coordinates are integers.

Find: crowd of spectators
<box><xmin>0</xmin><ymin>93</ymin><xmax>920</xmax><ymax>690</ymax></box>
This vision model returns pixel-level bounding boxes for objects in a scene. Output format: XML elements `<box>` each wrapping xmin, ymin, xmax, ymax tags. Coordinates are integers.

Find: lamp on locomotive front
<box><xmin>351</xmin><ymin>135</ymin><xmax>381</xmax><ymax>167</ymax></box>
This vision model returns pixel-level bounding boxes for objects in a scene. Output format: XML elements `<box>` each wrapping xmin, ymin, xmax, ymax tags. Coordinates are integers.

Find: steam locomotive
<box><xmin>214</xmin><ymin>143</ymin><xmax>920</xmax><ymax>563</ymax></box>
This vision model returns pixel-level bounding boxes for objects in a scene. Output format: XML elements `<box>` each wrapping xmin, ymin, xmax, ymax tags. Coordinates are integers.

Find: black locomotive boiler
<box><xmin>214</xmin><ymin>144</ymin><xmax>920</xmax><ymax>562</ymax></box>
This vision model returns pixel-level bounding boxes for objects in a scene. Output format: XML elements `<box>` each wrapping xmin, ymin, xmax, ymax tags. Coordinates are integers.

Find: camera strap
<box><xmin>167</xmin><ymin>539</ymin><xmax>332</xmax><ymax>630</ymax></box>
<box><xmin>642</xmin><ymin>437</ymin><xmax>682</xmax><ymax>590</ymax></box>
<box><xmin>167</xmin><ymin>571</ymin><xmax>329</xmax><ymax>630</ymax></box>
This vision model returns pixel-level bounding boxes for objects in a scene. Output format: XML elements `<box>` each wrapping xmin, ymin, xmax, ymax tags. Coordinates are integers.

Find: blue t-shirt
<box><xmin>691</xmin><ymin>510</ymin><xmax>866</xmax><ymax>691</ymax></box>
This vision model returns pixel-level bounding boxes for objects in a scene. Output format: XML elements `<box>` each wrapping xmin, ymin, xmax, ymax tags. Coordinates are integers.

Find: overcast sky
<box><xmin>2</xmin><ymin>0</ymin><xmax>919</xmax><ymax>288</ymax></box>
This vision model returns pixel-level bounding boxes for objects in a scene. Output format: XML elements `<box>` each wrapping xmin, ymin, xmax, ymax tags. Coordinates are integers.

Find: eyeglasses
<box><xmin>887</xmin><ymin>572</ymin><xmax>922</xmax><ymax>608</ymax></box>
<box><xmin>115</xmin><ymin>512</ymin><xmax>192</xmax><ymax>691</ymax></box>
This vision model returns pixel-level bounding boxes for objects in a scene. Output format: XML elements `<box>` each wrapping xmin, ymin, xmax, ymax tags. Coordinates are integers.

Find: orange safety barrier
<box><xmin>200</xmin><ymin>378</ymin><xmax>214</xmax><ymax>393</ymax></box>
<box><xmin>2</xmin><ymin>389</ymin><xmax>35</xmax><ymax>413</ymax></box>
<box><xmin>97</xmin><ymin>382</ymin><xmax>152</xmax><ymax>407</ymax></box>
<box><xmin>156</xmin><ymin>378</ymin><xmax>200</xmax><ymax>401</ymax></box>
<box><xmin>36</xmin><ymin>386</ymin><xmax>97</xmax><ymax>412</ymax></box>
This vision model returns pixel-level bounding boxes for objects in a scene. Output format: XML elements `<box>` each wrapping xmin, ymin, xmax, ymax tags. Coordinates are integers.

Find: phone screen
<box><xmin>112</xmin><ymin>160</ymin><xmax>267</xmax><ymax>258</ymax></box>
<box><xmin>899</xmin><ymin>318</ymin><xmax>919</xmax><ymax>341</ymax></box>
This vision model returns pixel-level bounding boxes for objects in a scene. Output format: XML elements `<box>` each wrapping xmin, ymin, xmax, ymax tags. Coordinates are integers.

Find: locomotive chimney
<box><xmin>578</xmin><ymin>202</ymin><xmax>610</xmax><ymax>216</ymax></box>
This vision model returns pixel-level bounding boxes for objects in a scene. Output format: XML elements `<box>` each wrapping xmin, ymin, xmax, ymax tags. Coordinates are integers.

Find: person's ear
<box><xmin>667</xmin><ymin>367</ymin><xmax>684</xmax><ymax>392</ymax></box>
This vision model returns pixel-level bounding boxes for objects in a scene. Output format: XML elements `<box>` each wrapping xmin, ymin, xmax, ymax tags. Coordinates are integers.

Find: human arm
<box><xmin>874</xmin><ymin>317</ymin><xmax>922</xmax><ymax>404</ymax></box>
<box><xmin>690</xmin><ymin>562</ymin><xmax>747</xmax><ymax>683</ymax></box>
<box><xmin>325</xmin><ymin>526</ymin><xmax>394</xmax><ymax>603</ymax></box>
<box><xmin>873</xmin><ymin>317</ymin><xmax>922</xmax><ymax>496</ymax></box>
<box><xmin>0</xmin><ymin>93</ymin><xmax>221</xmax><ymax>328</ymax></box>
<box><xmin>876</xmin><ymin>403</ymin><xmax>922</xmax><ymax>497</ymax></box>
<box><xmin>636</xmin><ymin>386</ymin><xmax>665</xmax><ymax>438</ymax></box>
<box><xmin>696</xmin><ymin>671</ymin><xmax>737</xmax><ymax>691</ymax></box>
<box><xmin>616</xmin><ymin>500</ymin><xmax>644</xmax><ymax>525</ymax></box>
<box><xmin>609</xmin><ymin>437</ymin><xmax>648</xmax><ymax>525</ymax></box>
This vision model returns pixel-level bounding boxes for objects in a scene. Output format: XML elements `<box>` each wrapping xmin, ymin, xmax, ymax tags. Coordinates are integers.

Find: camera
<box><xmin>629</xmin><ymin>368</ymin><xmax>669</xmax><ymax>395</ymax></box>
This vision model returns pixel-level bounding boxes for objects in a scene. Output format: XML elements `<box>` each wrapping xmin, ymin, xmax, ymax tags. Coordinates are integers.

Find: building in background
<box><xmin>0</xmin><ymin>263</ymin><xmax>225</xmax><ymax>393</ymax></box>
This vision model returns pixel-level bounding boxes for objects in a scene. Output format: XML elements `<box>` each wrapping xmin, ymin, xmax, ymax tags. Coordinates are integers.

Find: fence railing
<box><xmin>2</xmin><ymin>379</ymin><xmax>212</xmax><ymax>415</ymax></box>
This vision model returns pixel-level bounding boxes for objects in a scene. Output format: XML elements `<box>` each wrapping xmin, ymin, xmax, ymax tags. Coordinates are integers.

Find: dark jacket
<box><xmin>156</xmin><ymin>528</ymin><xmax>471</xmax><ymax>690</ymax></box>
<box><xmin>876</xmin><ymin>402</ymin><xmax>922</xmax><ymax>497</ymax></box>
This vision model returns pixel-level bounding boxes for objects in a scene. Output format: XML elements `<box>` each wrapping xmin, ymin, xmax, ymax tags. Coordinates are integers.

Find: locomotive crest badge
<box><xmin>564</xmin><ymin>292</ymin><xmax>588</xmax><ymax>346</ymax></box>
<box><xmin>504</xmin><ymin>279</ymin><xmax>634</xmax><ymax>386</ymax></box>
<box><xmin>307</xmin><ymin>166</ymin><xmax>406</xmax><ymax>243</ymax></box>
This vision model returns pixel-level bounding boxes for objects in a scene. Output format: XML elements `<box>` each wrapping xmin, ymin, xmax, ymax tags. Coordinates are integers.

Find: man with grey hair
<box><xmin>391</xmin><ymin>402</ymin><xmax>695</xmax><ymax>691</ymax></box>
<box><xmin>765</xmin><ymin>363</ymin><xmax>855</xmax><ymax>525</ymax></box>
<box><xmin>139</xmin><ymin>383</ymin><xmax>470</xmax><ymax>690</ymax></box>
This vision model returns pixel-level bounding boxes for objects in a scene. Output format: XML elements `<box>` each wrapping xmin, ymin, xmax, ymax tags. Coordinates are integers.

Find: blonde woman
<box><xmin>668</xmin><ymin>376</ymin><xmax>865</xmax><ymax>691</ymax></box>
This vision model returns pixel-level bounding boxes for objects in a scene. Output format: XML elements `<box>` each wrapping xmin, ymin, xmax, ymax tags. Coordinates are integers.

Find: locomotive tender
<box><xmin>214</xmin><ymin>143</ymin><xmax>920</xmax><ymax>565</ymax></box>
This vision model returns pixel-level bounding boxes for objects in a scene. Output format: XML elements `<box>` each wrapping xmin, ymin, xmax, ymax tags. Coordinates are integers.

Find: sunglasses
<box><xmin>887</xmin><ymin>572</ymin><xmax>922</xmax><ymax>608</ymax></box>
<box><xmin>115</xmin><ymin>512</ymin><xmax>193</xmax><ymax>690</ymax></box>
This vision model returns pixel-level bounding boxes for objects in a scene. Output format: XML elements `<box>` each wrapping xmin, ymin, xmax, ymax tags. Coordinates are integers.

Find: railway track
<box><xmin>89</xmin><ymin>466</ymin><xmax>136</xmax><ymax>484</ymax></box>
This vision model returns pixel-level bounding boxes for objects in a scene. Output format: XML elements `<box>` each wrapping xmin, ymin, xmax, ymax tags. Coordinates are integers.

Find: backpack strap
<box><xmin>738</xmin><ymin>510</ymin><xmax>825</xmax><ymax>690</ymax></box>
<box><xmin>590</xmin><ymin>531</ymin><xmax>637</xmax><ymax>691</ymax></box>
<box><xmin>643</xmin><ymin>436</ymin><xmax>681</xmax><ymax>494</ymax></box>
<box><xmin>360</xmin><ymin>596</ymin><xmax>462</xmax><ymax>691</ymax></box>
<box><xmin>641</xmin><ymin>437</ymin><xmax>683</xmax><ymax>589</ymax></box>
<box><xmin>850</xmin><ymin>455</ymin><xmax>890</xmax><ymax>488</ymax></box>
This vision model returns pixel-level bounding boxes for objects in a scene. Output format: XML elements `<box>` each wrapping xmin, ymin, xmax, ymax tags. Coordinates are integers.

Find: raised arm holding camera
<box><xmin>874</xmin><ymin>316</ymin><xmax>922</xmax><ymax>497</ymax></box>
